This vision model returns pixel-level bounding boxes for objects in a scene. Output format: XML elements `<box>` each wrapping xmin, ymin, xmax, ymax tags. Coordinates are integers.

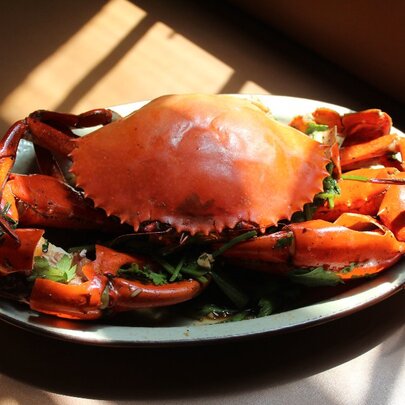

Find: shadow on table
<box><xmin>131</xmin><ymin>0</ymin><xmax>405</xmax><ymax>130</ymax></box>
<box><xmin>0</xmin><ymin>290</ymin><xmax>403</xmax><ymax>402</ymax></box>
<box><xmin>2</xmin><ymin>0</ymin><xmax>404</xmax><ymax>132</ymax></box>
<box><xmin>0</xmin><ymin>1</ymin><xmax>106</xmax><ymax>108</ymax></box>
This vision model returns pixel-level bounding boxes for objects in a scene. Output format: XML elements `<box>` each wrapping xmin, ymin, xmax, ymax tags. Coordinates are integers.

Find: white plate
<box><xmin>0</xmin><ymin>95</ymin><xmax>404</xmax><ymax>347</ymax></box>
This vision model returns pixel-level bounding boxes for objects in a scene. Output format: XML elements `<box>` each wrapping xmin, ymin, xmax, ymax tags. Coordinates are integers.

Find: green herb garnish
<box><xmin>117</xmin><ymin>263</ymin><xmax>169</xmax><ymax>285</ymax></box>
<box><xmin>211</xmin><ymin>230</ymin><xmax>257</xmax><ymax>258</ymax></box>
<box><xmin>29</xmin><ymin>254</ymin><xmax>77</xmax><ymax>283</ymax></box>
<box><xmin>275</xmin><ymin>234</ymin><xmax>294</xmax><ymax>248</ymax></box>
<box><xmin>289</xmin><ymin>266</ymin><xmax>344</xmax><ymax>287</ymax></box>
<box><xmin>257</xmin><ymin>296</ymin><xmax>275</xmax><ymax>317</ymax></box>
<box><xmin>306</xmin><ymin>122</ymin><xmax>329</xmax><ymax>135</ymax></box>
<box><xmin>210</xmin><ymin>270</ymin><xmax>249</xmax><ymax>309</ymax></box>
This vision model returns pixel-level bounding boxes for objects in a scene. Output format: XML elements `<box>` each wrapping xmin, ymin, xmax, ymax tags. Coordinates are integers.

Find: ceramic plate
<box><xmin>0</xmin><ymin>95</ymin><xmax>404</xmax><ymax>347</ymax></box>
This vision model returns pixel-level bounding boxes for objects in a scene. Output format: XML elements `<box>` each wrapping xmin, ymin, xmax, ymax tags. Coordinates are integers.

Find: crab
<box><xmin>0</xmin><ymin>94</ymin><xmax>404</xmax><ymax>320</ymax></box>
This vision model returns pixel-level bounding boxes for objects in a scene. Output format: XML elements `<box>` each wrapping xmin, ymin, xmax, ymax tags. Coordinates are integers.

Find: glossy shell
<box><xmin>70</xmin><ymin>94</ymin><xmax>329</xmax><ymax>234</ymax></box>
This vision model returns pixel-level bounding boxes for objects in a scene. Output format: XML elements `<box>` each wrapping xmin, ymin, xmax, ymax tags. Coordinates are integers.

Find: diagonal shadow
<box><xmin>130</xmin><ymin>0</ymin><xmax>405</xmax><ymax>131</ymax></box>
<box><xmin>0</xmin><ymin>0</ymin><xmax>107</xmax><ymax>105</ymax></box>
<box><xmin>220</xmin><ymin>71</ymin><xmax>250</xmax><ymax>94</ymax></box>
<box><xmin>56</xmin><ymin>13</ymin><xmax>155</xmax><ymax>112</ymax></box>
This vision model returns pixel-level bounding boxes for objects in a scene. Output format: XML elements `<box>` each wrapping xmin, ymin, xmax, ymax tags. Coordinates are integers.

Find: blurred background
<box><xmin>0</xmin><ymin>0</ymin><xmax>404</xmax><ymax>136</ymax></box>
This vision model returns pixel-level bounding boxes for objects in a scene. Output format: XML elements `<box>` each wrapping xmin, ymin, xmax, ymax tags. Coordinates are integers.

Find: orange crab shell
<box><xmin>70</xmin><ymin>94</ymin><xmax>329</xmax><ymax>234</ymax></box>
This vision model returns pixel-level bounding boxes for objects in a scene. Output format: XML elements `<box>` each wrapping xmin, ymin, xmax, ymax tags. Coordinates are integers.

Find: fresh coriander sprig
<box><xmin>29</xmin><ymin>254</ymin><xmax>77</xmax><ymax>283</ymax></box>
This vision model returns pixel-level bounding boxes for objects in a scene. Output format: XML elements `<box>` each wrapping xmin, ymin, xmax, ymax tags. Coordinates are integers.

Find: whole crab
<box><xmin>0</xmin><ymin>94</ymin><xmax>404</xmax><ymax>320</ymax></box>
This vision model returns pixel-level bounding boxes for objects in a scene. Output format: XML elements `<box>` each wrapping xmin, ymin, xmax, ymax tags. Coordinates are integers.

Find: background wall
<box><xmin>231</xmin><ymin>0</ymin><xmax>405</xmax><ymax>104</ymax></box>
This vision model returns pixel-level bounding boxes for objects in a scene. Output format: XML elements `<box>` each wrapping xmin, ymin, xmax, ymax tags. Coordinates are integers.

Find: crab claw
<box><xmin>28</xmin><ymin>245</ymin><xmax>207</xmax><ymax>320</ymax></box>
<box><xmin>94</xmin><ymin>245</ymin><xmax>206</xmax><ymax>312</ymax></box>
<box><xmin>222</xmin><ymin>213</ymin><xmax>404</xmax><ymax>280</ymax></box>
<box><xmin>30</xmin><ymin>262</ymin><xmax>108</xmax><ymax>320</ymax></box>
<box><xmin>289</xmin><ymin>213</ymin><xmax>404</xmax><ymax>279</ymax></box>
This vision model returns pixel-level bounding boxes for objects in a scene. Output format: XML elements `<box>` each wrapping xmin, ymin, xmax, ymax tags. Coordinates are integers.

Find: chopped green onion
<box><xmin>169</xmin><ymin>256</ymin><xmax>186</xmax><ymax>282</ymax></box>
<box><xmin>152</xmin><ymin>256</ymin><xmax>176</xmax><ymax>276</ymax></box>
<box><xmin>306</xmin><ymin>122</ymin><xmax>329</xmax><ymax>135</ymax></box>
<box><xmin>342</xmin><ymin>174</ymin><xmax>405</xmax><ymax>185</ymax></box>
<box><xmin>211</xmin><ymin>230</ymin><xmax>257</xmax><ymax>258</ymax></box>
<box><xmin>341</xmin><ymin>174</ymin><xmax>370</xmax><ymax>182</ymax></box>
<box><xmin>211</xmin><ymin>270</ymin><xmax>249</xmax><ymax>309</ymax></box>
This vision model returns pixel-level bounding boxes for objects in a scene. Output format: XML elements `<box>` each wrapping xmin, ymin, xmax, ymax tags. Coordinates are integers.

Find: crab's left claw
<box><xmin>94</xmin><ymin>245</ymin><xmax>207</xmax><ymax>312</ymax></box>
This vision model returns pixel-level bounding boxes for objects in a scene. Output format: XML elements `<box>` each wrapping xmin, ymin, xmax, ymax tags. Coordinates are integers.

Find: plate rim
<box><xmin>1</xmin><ymin>94</ymin><xmax>404</xmax><ymax>347</ymax></box>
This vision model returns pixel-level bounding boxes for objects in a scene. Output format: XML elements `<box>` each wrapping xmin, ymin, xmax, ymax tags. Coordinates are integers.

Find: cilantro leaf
<box><xmin>30</xmin><ymin>254</ymin><xmax>77</xmax><ymax>283</ymax></box>
<box><xmin>118</xmin><ymin>263</ymin><xmax>169</xmax><ymax>285</ymax></box>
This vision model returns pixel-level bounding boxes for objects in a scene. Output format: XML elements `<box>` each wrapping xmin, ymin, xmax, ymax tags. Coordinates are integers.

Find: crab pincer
<box><xmin>223</xmin><ymin>213</ymin><xmax>405</xmax><ymax>280</ymax></box>
<box><xmin>28</xmin><ymin>244</ymin><xmax>206</xmax><ymax>320</ymax></box>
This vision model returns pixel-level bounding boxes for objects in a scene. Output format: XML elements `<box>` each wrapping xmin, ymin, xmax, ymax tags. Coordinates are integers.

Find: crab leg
<box><xmin>0</xmin><ymin>119</ymin><xmax>74</xmax><ymax>232</ymax></box>
<box><xmin>0</xmin><ymin>108</ymin><xmax>120</xmax><ymax>179</ymax></box>
<box><xmin>24</xmin><ymin>108</ymin><xmax>120</xmax><ymax>156</ymax></box>
<box><xmin>33</xmin><ymin>144</ymin><xmax>67</xmax><ymax>181</ymax></box>
<box><xmin>289</xmin><ymin>108</ymin><xmax>402</xmax><ymax>172</ymax></box>
<box><xmin>24</xmin><ymin>118</ymin><xmax>77</xmax><ymax>156</ymax></box>
<box><xmin>341</xmin><ymin>109</ymin><xmax>392</xmax><ymax>145</ymax></box>
<box><xmin>29</xmin><ymin>108</ymin><xmax>119</xmax><ymax>129</ymax></box>
<box><xmin>223</xmin><ymin>213</ymin><xmax>405</xmax><ymax>280</ymax></box>
<box><xmin>0</xmin><ymin>114</ymin><xmax>127</xmax><ymax>235</ymax></box>
<box><xmin>0</xmin><ymin>173</ymin><xmax>125</xmax><ymax>231</ymax></box>
<box><xmin>340</xmin><ymin>134</ymin><xmax>405</xmax><ymax>171</ymax></box>
<box><xmin>0</xmin><ymin>229</ymin><xmax>44</xmax><ymax>276</ymax></box>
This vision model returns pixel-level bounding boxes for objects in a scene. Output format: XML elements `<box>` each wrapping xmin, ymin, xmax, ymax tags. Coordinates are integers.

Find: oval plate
<box><xmin>0</xmin><ymin>95</ymin><xmax>404</xmax><ymax>347</ymax></box>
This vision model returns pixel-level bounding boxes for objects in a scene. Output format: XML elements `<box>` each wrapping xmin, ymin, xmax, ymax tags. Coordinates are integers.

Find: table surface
<box><xmin>0</xmin><ymin>1</ymin><xmax>404</xmax><ymax>404</ymax></box>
